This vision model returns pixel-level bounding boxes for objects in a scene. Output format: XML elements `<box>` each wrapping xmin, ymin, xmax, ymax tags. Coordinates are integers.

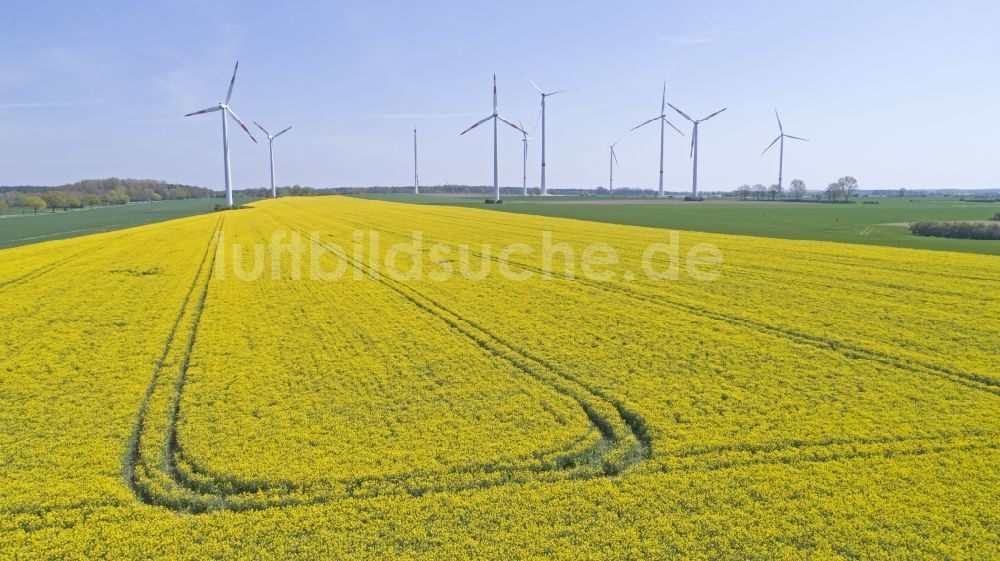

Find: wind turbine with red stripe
<box><xmin>253</xmin><ymin>121</ymin><xmax>292</xmax><ymax>198</ymax></box>
<box><xmin>185</xmin><ymin>62</ymin><xmax>257</xmax><ymax>208</ymax></box>
<box><xmin>460</xmin><ymin>75</ymin><xmax>528</xmax><ymax>203</ymax></box>
<box><xmin>525</xmin><ymin>76</ymin><xmax>575</xmax><ymax>195</ymax></box>
<box><xmin>631</xmin><ymin>82</ymin><xmax>684</xmax><ymax>197</ymax></box>
<box><xmin>668</xmin><ymin>103</ymin><xmax>727</xmax><ymax>197</ymax></box>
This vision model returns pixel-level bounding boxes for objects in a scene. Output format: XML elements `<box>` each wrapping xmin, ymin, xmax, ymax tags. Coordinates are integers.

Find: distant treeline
<box><xmin>909</xmin><ymin>221</ymin><xmax>1000</xmax><ymax>240</ymax></box>
<box><xmin>0</xmin><ymin>178</ymin><xmax>214</xmax><ymax>213</ymax></box>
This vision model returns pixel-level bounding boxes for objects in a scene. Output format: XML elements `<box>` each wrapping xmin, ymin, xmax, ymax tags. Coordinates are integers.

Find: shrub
<box><xmin>909</xmin><ymin>221</ymin><xmax>1000</xmax><ymax>240</ymax></box>
<box><xmin>683</xmin><ymin>196</ymin><xmax>704</xmax><ymax>202</ymax></box>
<box><xmin>991</xmin><ymin>212</ymin><xmax>1000</xmax><ymax>221</ymax></box>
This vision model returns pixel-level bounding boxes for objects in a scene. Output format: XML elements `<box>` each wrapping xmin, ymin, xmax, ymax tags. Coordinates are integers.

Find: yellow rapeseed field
<box><xmin>2</xmin><ymin>196</ymin><xmax>998</xmax><ymax>559</ymax></box>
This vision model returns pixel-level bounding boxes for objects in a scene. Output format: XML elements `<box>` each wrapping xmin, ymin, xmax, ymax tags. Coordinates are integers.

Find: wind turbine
<box><xmin>413</xmin><ymin>128</ymin><xmax>419</xmax><ymax>194</ymax></box>
<box><xmin>525</xmin><ymin>76</ymin><xmax>574</xmax><ymax>195</ymax></box>
<box><xmin>185</xmin><ymin>62</ymin><xmax>257</xmax><ymax>208</ymax></box>
<box><xmin>668</xmin><ymin>104</ymin><xmax>727</xmax><ymax>197</ymax></box>
<box><xmin>460</xmin><ymin>75</ymin><xmax>527</xmax><ymax>203</ymax></box>
<box><xmin>631</xmin><ymin>82</ymin><xmax>684</xmax><ymax>197</ymax></box>
<box><xmin>519</xmin><ymin>121</ymin><xmax>532</xmax><ymax>196</ymax></box>
<box><xmin>762</xmin><ymin>110</ymin><xmax>809</xmax><ymax>190</ymax></box>
<box><xmin>252</xmin><ymin>121</ymin><xmax>292</xmax><ymax>198</ymax></box>
<box><xmin>608</xmin><ymin>135</ymin><xmax>624</xmax><ymax>194</ymax></box>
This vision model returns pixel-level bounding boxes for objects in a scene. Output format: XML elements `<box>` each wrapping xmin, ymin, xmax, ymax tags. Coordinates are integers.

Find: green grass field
<box><xmin>352</xmin><ymin>194</ymin><xmax>1000</xmax><ymax>255</ymax></box>
<box><xmin>0</xmin><ymin>197</ymin><xmax>255</xmax><ymax>249</ymax></box>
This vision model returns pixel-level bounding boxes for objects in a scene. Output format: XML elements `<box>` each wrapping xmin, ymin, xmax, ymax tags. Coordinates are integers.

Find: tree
<box><xmin>825</xmin><ymin>182</ymin><xmax>842</xmax><ymax>201</ymax></box>
<box><xmin>752</xmin><ymin>184</ymin><xmax>766</xmax><ymax>201</ymax></box>
<box><xmin>789</xmin><ymin>179</ymin><xmax>807</xmax><ymax>200</ymax></box>
<box><xmin>898</xmin><ymin>188</ymin><xmax>907</xmax><ymax>197</ymax></box>
<box><xmin>736</xmin><ymin>184</ymin><xmax>751</xmax><ymax>200</ymax></box>
<box><xmin>0</xmin><ymin>200</ymin><xmax>6</xmax><ymax>215</ymax></box>
<box><xmin>84</xmin><ymin>194</ymin><xmax>101</xmax><ymax>208</ymax></box>
<box><xmin>41</xmin><ymin>191</ymin><xmax>67</xmax><ymax>212</ymax></box>
<box><xmin>767</xmin><ymin>184</ymin><xmax>782</xmax><ymax>200</ymax></box>
<box><xmin>22</xmin><ymin>196</ymin><xmax>46</xmax><ymax>214</ymax></box>
<box><xmin>838</xmin><ymin>176</ymin><xmax>858</xmax><ymax>201</ymax></box>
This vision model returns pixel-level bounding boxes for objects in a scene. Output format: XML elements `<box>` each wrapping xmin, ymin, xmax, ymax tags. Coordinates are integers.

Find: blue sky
<box><xmin>1</xmin><ymin>0</ymin><xmax>998</xmax><ymax>191</ymax></box>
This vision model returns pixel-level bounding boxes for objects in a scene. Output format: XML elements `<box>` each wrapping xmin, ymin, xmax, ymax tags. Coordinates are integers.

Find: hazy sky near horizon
<box><xmin>1</xmin><ymin>0</ymin><xmax>998</xmax><ymax>191</ymax></box>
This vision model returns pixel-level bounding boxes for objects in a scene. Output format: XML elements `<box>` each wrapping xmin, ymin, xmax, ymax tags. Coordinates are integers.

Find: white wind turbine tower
<box><xmin>185</xmin><ymin>62</ymin><xmax>257</xmax><ymax>208</ymax></box>
<box><xmin>631</xmin><ymin>82</ymin><xmax>684</xmax><ymax>197</ymax></box>
<box><xmin>252</xmin><ymin>121</ymin><xmax>292</xmax><ymax>198</ymax></box>
<box><xmin>668</xmin><ymin>103</ymin><xmax>727</xmax><ymax>197</ymax></box>
<box><xmin>608</xmin><ymin>135</ymin><xmax>624</xmax><ymax>194</ymax></box>
<box><xmin>525</xmin><ymin>76</ymin><xmax>574</xmax><ymax>195</ymax></box>
<box><xmin>460</xmin><ymin>75</ymin><xmax>528</xmax><ymax>203</ymax></box>
<box><xmin>762</xmin><ymin>110</ymin><xmax>809</xmax><ymax>190</ymax></box>
<box><xmin>413</xmin><ymin>128</ymin><xmax>419</xmax><ymax>194</ymax></box>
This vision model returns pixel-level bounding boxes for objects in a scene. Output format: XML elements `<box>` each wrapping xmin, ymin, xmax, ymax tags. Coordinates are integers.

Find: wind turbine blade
<box><xmin>460</xmin><ymin>114</ymin><xmax>493</xmax><ymax>135</ymax></box>
<box><xmin>253</xmin><ymin>121</ymin><xmax>271</xmax><ymax>136</ymax></box>
<box><xmin>611</xmin><ymin>133</ymin><xmax>627</xmax><ymax>147</ymax></box>
<box><xmin>690</xmin><ymin>131</ymin><xmax>695</xmax><ymax>158</ymax></box>
<box><xmin>274</xmin><ymin>126</ymin><xmax>293</xmax><ymax>137</ymax></box>
<box><xmin>631</xmin><ymin>116</ymin><xmax>660</xmax><ymax>131</ymax></box>
<box><xmin>497</xmin><ymin>115</ymin><xmax>526</xmax><ymax>134</ymax></box>
<box><xmin>546</xmin><ymin>87</ymin><xmax>577</xmax><ymax>97</ymax></box>
<box><xmin>185</xmin><ymin>106</ymin><xmax>221</xmax><ymax>117</ymax></box>
<box><xmin>667</xmin><ymin>103</ymin><xmax>694</xmax><ymax>123</ymax></box>
<box><xmin>225</xmin><ymin>61</ymin><xmax>239</xmax><ymax>104</ymax></box>
<box><xmin>612</xmin><ymin>148</ymin><xmax>619</xmax><ymax>166</ymax></box>
<box><xmin>530</xmin><ymin>107</ymin><xmax>542</xmax><ymax>135</ymax></box>
<box><xmin>775</xmin><ymin>109</ymin><xmax>783</xmax><ymax>133</ymax></box>
<box><xmin>702</xmin><ymin>107</ymin><xmax>727</xmax><ymax>121</ymax></box>
<box><xmin>492</xmin><ymin>74</ymin><xmax>497</xmax><ymax>112</ymax></box>
<box><xmin>660</xmin><ymin>81</ymin><xmax>666</xmax><ymax>113</ymax></box>
<box><xmin>664</xmin><ymin>117</ymin><xmax>685</xmax><ymax>136</ymax></box>
<box><xmin>761</xmin><ymin>135</ymin><xmax>781</xmax><ymax>155</ymax></box>
<box><xmin>226</xmin><ymin>107</ymin><xmax>257</xmax><ymax>143</ymax></box>
<box><xmin>784</xmin><ymin>134</ymin><xmax>809</xmax><ymax>141</ymax></box>
<box><xmin>524</xmin><ymin>75</ymin><xmax>543</xmax><ymax>94</ymax></box>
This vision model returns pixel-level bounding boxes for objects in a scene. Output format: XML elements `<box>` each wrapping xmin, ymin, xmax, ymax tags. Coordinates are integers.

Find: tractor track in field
<box><xmin>169</xmin><ymin>428</ymin><xmax>599</xmax><ymax>498</ymax></box>
<box><xmin>673</xmin><ymin>433</ymin><xmax>1000</xmax><ymax>474</ymax></box>
<box><xmin>327</xmin><ymin>212</ymin><xmax>1000</xmax><ymax>398</ymax></box>
<box><xmin>665</xmin><ymin>428</ymin><xmax>999</xmax><ymax>464</ymax></box>
<box><xmin>122</xmin><ymin>217</ymin><xmax>224</xmax><ymax>504</ymax></box>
